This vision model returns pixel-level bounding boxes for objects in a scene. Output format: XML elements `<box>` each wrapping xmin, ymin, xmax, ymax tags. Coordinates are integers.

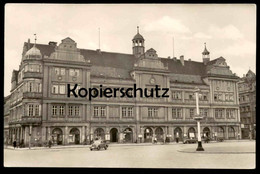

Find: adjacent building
<box><xmin>7</xmin><ymin>27</ymin><xmax>241</xmax><ymax>146</ymax></box>
<box><xmin>4</xmin><ymin>95</ymin><xmax>11</xmax><ymax>144</ymax></box>
<box><xmin>238</xmin><ymin>70</ymin><xmax>256</xmax><ymax>139</ymax></box>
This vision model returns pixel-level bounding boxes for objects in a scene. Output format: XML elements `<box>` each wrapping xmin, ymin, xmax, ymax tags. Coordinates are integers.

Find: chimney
<box><xmin>168</xmin><ymin>56</ymin><xmax>171</xmax><ymax>59</ymax></box>
<box><xmin>180</xmin><ymin>55</ymin><xmax>184</xmax><ymax>66</ymax></box>
<box><xmin>48</xmin><ymin>41</ymin><xmax>57</xmax><ymax>46</ymax></box>
<box><xmin>27</xmin><ymin>38</ymin><xmax>30</xmax><ymax>50</ymax></box>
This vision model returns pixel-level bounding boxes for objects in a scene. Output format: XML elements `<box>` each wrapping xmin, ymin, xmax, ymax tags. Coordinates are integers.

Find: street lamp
<box><xmin>194</xmin><ymin>87</ymin><xmax>204</xmax><ymax>151</ymax></box>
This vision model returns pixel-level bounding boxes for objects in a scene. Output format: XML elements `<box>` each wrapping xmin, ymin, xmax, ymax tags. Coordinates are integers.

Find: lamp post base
<box><xmin>196</xmin><ymin>141</ymin><xmax>204</xmax><ymax>151</ymax></box>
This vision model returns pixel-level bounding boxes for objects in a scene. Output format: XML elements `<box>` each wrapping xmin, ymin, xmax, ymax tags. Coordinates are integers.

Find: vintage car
<box><xmin>90</xmin><ymin>140</ymin><xmax>108</xmax><ymax>151</ymax></box>
<box><xmin>183</xmin><ymin>138</ymin><xmax>198</xmax><ymax>144</ymax></box>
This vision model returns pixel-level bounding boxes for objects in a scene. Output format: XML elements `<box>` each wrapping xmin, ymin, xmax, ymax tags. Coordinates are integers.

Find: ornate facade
<box><xmin>8</xmin><ymin>28</ymin><xmax>241</xmax><ymax>146</ymax></box>
<box><xmin>238</xmin><ymin>70</ymin><xmax>256</xmax><ymax>139</ymax></box>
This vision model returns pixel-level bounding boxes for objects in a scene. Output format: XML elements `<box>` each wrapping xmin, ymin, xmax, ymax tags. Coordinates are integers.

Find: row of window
<box><xmin>241</xmin><ymin>117</ymin><xmax>251</xmax><ymax>124</ymax></box>
<box><xmin>52</xmin><ymin>105</ymin><xmax>80</xmax><ymax>116</ymax></box>
<box><xmin>54</xmin><ymin>67</ymin><xmax>80</xmax><ymax>77</ymax></box>
<box><xmin>148</xmin><ymin>108</ymin><xmax>158</xmax><ymax>117</ymax></box>
<box><xmin>52</xmin><ymin>84</ymin><xmax>80</xmax><ymax>94</ymax></box>
<box><xmin>239</xmin><ymin>95</ymin><xmax>250</xmax><ymax>102</ymax></box>
<box><xmin>214</xmin><ymin>92</ymin><xmax>234</xmax><ymax>101</ymax></box>
<box><xmin>215</xmin><ymin>109</ymin><xmax>236</xmax><ymax>119</ymax></box>
<box><xmin>240</xmin><ymin>106</ymin><xmax>251</xmax><ymax>112</ymax></box>
<box><xmin>94</xmin><ymin>106</ymin><xmax>106</xmax><ymax>117</ymax></box>
<box><xmin>25</xmin><ymin>81</ymin><xmax>42</xmax><ymax>93</ymax></box>
<box><xmin>25</xmin><ymin>64</ymin><xmax>42</xmax><ymax>73</ymax></box>
<box><xmin>122</xmin><ymin>107</ymin><xmax>133</xmax><ymax>117</ymax></box>
<box><xmin>28</xmin><ymin>104</ymin><xmax>40</xmax><ymax>116</ymax></box>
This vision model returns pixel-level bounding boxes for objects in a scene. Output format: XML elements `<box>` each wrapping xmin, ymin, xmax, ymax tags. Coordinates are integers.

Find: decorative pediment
<box><xmin>145</xmin><ymin>48</ymin><xmax>158</xmax><ymax>59</ymax></box>
<box><xmin>48</xmin><ymin>37</ymin><xmax>85</xmax><ymax>62</ymax></box>
<box><xmin>58</xmin><ymin>37</ymin><xmax>77</xmax><ymax>51</ymax></box>
<box><xmin>214</xmin><ymin>57</ymin><xmax>227</xmax><ymax>67</ymax></box>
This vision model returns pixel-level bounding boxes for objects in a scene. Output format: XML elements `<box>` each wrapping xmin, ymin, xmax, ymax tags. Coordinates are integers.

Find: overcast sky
<box><xmin>4</xmin><ymin>4</ymin><xmax>256</xmax><ymax>96</ymax></box>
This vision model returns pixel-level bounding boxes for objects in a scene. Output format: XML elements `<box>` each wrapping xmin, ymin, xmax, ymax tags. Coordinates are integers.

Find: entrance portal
<box><xmin>144</xmin><ymin>127</ymin><xmax>153</xmax><ymax>142</ymax></box>
<box><xmin>124</xmin><ymin>128</ymin><xmax>133</xmax><ymax>143</ymax></box>
<box><xmin>203</xmin><ymin>127</ymin><xmax>210</xmax><ymax>138</ymax></box>
<box><xmin>174</xmin><ymin>127</ymin><xmax>183</xmax><ymax>141</ymax></box>
<box><xmin>52</xmin><ymin>128</ymin><xmax>63</xmax><ymax>145</ymax></box>
<box><xmin>110</xmin><ymin>128</ymin><xmax>118</xmax><ymax>142</ymax></box>
<box><xmin>155</xmin><ymin>127</ymin><xmax>164</xmax><ymax>142</ymax></box>
<box><xmin>69</xmin><ymin>128</ymin><xmax>80</xmax><ymax>144</ymax></box>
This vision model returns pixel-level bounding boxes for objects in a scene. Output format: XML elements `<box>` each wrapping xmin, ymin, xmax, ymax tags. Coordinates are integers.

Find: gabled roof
<box><xmin>22</xmin><ymin>41</ymin><xmax>236</xmax><ymax>83</ymax></box>
<box><xmin>25</xmin><ymin>42</ymin><xmax>55</xmax><ymax>57</ymax></box>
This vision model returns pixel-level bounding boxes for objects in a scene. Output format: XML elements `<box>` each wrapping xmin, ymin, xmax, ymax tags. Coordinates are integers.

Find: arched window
<box><xmin>155</xmin><ymin>127</ymin><xmax>164</xmax><ymax>141</ymax></box>
<box><xmin>188</xmin><ymin>127</ymin><xmax>196</xmax><ymax>138</ymax></box>
<box><xmin>217</xmin><ymin>127</ymin><xmax>224</xmax><ymax>138</ymax></box>
<box><xmin>94</xmin><ymin>128</ymin><xmax>105</xmax><ymax>140</ymax></box>
<box><xmin>228</xmin><ymin>127</ymin><xmax>235</xmax><ymax>138</ymax></box>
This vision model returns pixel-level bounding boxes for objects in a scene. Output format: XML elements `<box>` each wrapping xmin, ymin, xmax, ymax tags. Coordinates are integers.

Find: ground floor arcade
<box><xmin>7</xmin><ymin>123</ymin><xmax>241</xmax><ymax>146</ymax></box>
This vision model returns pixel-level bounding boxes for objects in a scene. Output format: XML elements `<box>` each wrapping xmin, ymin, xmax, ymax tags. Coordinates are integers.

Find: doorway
<box><xmin>110</xmin><ymin>128</ymin><xmax>118</xmax><ymax>142</ymax></box>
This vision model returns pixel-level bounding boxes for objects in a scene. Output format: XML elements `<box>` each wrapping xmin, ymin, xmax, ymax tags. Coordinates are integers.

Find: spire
<box><xmin>34</xmin><ymin>34</ymin><xmax>37</xmax><ymax>47</ymax></box>
<box><xmin>202</xmin><ymin>42</ymin><xmax>210</xmax><ymax>55</ymax></box>
<box><xmin>137</xmin><ymin>26</ymin><xmax>139</xmax><ymax>34</ymax></box>
<box><xmin>202</xmin><ymin>42</ymin><xmax>210</xmax><ymax>64</ymax></box>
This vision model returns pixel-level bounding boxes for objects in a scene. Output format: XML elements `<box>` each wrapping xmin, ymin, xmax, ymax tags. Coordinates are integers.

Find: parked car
<box><xmin>90</xmin><ymin>140</ymin><xmax>108</xmax><ymax>151</ymax></box>
<box><xmin>183</xmin><ymin>138</ymin><xmax>197</xmax><ymax>144</ymax></box>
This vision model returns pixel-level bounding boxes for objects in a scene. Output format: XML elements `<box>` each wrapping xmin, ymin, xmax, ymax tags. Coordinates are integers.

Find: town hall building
<box><xmin>7</xmin><ymin>27</ymin><xmax>241</xmax><ymax>146</ymax></box>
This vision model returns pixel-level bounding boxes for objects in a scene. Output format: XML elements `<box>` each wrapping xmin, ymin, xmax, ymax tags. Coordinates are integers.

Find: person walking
<box><xmin>48</xmin><ymin>139</ymin><xmax>52</xmax><ymax>148</ymax></box>
<box><xmin>176</xmin><ymin>132</ymin><xmax>179</xmax><ymax>143</ymax></box>
<box><xmin>13</xmin><ymin>140</ymin><xmax>17</xmax><ymax>149</ymax></box>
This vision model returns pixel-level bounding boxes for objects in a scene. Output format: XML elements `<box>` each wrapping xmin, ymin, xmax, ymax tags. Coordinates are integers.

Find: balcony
<box><xmin>23</xmin><ymin>92</ymin><xmax>43</xmax><ymax>99</ymax></box>
<box><xmin>21</xmin><ymin>116</ymin><xmax>41</xmax><ymax>124</ymax></box>
<box><xmin>23</xmin><ymin>72</ymin><xmax>43</xmax><ymax>79</ymax></box>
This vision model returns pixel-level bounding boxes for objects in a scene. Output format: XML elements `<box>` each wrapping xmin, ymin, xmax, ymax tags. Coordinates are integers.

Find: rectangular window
<box><xmin>122</xmin><ymin>107</ymin><xmax>127</xmax><ymax>117</ymax></box>
<box><xmin>176</xmin><ymin>108</ymin><xmax>182</xmax><ymax>118</ymax></box>
<box><xmin>29</xmin><ymin>105</ymin><xmax>33</xmax><ymax>116</ymax></box>
<box><xmin>52</xmin><ymin>105</ymin><xmax>57</xmax><ymax>116</ymax></box>
<box><xmin>52</xmin><ymin>85</ymin><xmax>59</xmax><ymax>94</ymax></box>
<box><xmin>55</xmin><ymin>68</ymin><xmax>60</xmax><ymax>75</ymax></box>
<box><xmin>148</xmin><ymin>108</ymin><xmax>153</xmax><ymax>117</ymax></box>
<box><xmin>100</xmin><ymin>107</ymin><xmax>106</xmax><ymax>117</ymax></box>
<box><xmin>60</xmin><ymin>68</ymin><xmax>65</xmax><ymax>75</ymax></box>
<box><xmin>153</xmin><ymin>108</ymin><xmax>158</xmax><ymax>117</ymax></box>
<box><xmin>29</xmin><ymin>82</ymin><xmax>33</xmax><ymax>92</ymax></box>
<box><xmin>128</xmin><ymin>107</ymin><xmax>133</xmax><ymax>117</ymax></box>
<box><xmin>75</xmin><ymin>69</ymin><xmax>79</xmax><ymax>76</ymax></box>
<box><xmin>69</xmin><ymin>69</ymin><xmax>80</xmax><ymax>76</ymax></box>
<box><xmin>172</xmin><ymin>108</ymin><xmax>177</xmax><ymax>118</ymax></box>
<box><xmin>94</xmin><ymin>107</ymin><xmax>99</xmax><ymax>116</ymax></box>
<box><xmin>59</xmin><ymin>85</ymin><xmax>65</xmax><ymax>94</ymax></box>
<box><xmin>60</xmin><ymin>106</ymin><xmax>64</xmax><ymax>116</ymax></box>
<box><xmin>189</xmin><ymin>109</ymin><xmax>194</xmax><ymax>118</ymax></box>
<box><xmin>70</xmin><ymin>84</ymin><xmax>80</xmax><ymax>95</ymax></box>
<box><xmin>75</xmin><ymin>106</ymin><xmax>79</xmax><ymax>116</ymax></box>
<box><xmin>35</xmin><ymin>105</ymin><xmax>39</xmax><ymax>116</ymax></box>
<box><xmin>69</xmin><ymin>106</ymin><xmax>73</xmax><ymax>116</ymax></box>
<box><xmin>230</xmin><ymin>94</ymin><xmax>234</xmax><ymax>101</ymax></box>
<box><xmin>172</xmin><ymin>91</ymin><xmax>182</xmax><ymax>100</ymax></box>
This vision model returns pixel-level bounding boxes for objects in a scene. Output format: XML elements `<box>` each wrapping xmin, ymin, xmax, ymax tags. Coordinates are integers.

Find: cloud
<box><xmin>220</xmin><ymin>40</ymin><xmax>255</xmax><ymax>56</ymax></box>
<box><xmin>208</xmin><ymin>24</ymin><xmax>244</xmax><ymax>40</ymax></box>
<box><xmin>180</xmin><ymin>36</ymin><xmax>193</xmax><ymax>40</ymax></box>
<box><xmin>194</xmin><ymin>32</ymin><xmax>212</xmax><ymax>39</ymax></box>
<box><xmin>143</xmin><ymin>16</ymin><xmax>191</xmax><ymax>34</ymax></box>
